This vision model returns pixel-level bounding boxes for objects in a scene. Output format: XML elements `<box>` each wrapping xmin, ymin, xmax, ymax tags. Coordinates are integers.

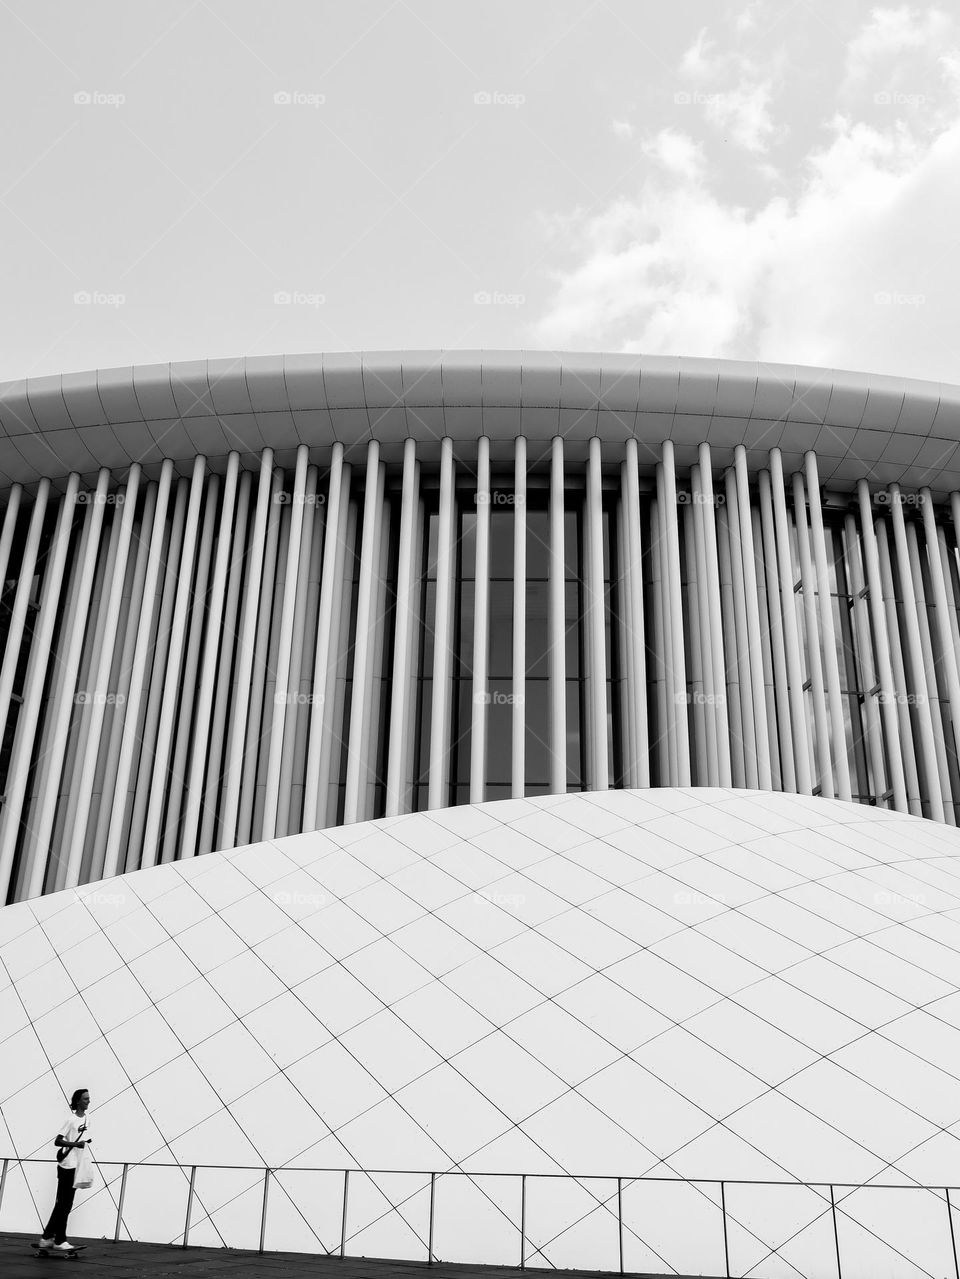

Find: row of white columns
<box><xmin>2</xmin><ymin>438</ymin><xmax>960</xmax><ymax>902</ymax></box>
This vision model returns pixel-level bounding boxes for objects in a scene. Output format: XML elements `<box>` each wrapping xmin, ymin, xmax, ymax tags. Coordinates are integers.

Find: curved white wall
<box><xmin>1</xmin><ymin>789</ymin><xmax>960</xmax><ymax>1272</ymax></box>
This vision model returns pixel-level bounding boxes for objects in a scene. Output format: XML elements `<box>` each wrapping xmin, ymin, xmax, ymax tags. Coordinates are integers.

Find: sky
<box><xmin>0</xmin><ymin>0</ymin><xmax>957</xmax><ymax>385</ymax></box>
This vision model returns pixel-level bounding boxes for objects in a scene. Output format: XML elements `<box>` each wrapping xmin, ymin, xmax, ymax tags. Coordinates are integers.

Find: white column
<box><xmin>683</xmin><ymin>500</ymin><xmax>707</xmax><ymax>784</ymax></box>
<box><xmin>889</xmin><ymin>484</ymin><xmax>944</xmax><ymax>820</ymax></box>
<box><xmin>618</xmin><ymin>467</ymin><xmax>637</xmax><ymax>787</ymax></box>
<box><xmin>0</xmin><ymin>479</ymin><xmax>50</xmax><ymax>751</ymax></box>
<box><xmin>386</xmin><ymin>437</ymin><xmax>421</xmax><ymax>816</ymax></box>
<box><xmin>24</xmin><ymin>472</ymin><xmax>109</xmax><ymax>897</ymax></box>
<box><xmin>220</xmin><ymin>450</ymin><xmax>274</xmax><ymax>847</ymax></box>
<box><xmin>758</xmin><ymin>470</ymin><xmax>795</xmax><ymax>792</ymax></box>
<box><xmin>624</xmin><ymin>439</ymin><xmax>649</xmax><ymax>787</ymax></box>
<box><xmin>716</xmin><ymin>497</ymin><xmax>744</xmax><ymax>788</ymax></box>
<box><xmin>661</xmin><ymin>441</ymin><xmax>690</xmax><ymax>785</ymax></box>
<box><xmin>512</xmin><ymin>436</ymin><xmax>527</xmax><ymax>797</ymax></box>
<box><xmin>548</xmin><ymin>436</ymin><xmax>567</xmax><ymax>794</ymax></box>
<box><xmin>0</xmin><ymin>476</ymin><xmax>79</xmax><ymax>902</ymax></box>
<box><xmin>141</xmin><ymin>456</ymin><xmax>207</xmax><ymax>867</ymax></box>
<box><xmin>586</xmin><ymin>436</ymin><xmax>609</xmax><ymax>789</ymax></box>
<box><xmin>793</xmin><ymin>470</ymin><xmax>833</xmax><ymax>797</ymax></box>
<box><xmin>922</xmin><ymin>490</ymin><xmax>960</xmax><ymax>804</ymax></box>
<box><xmin>697</xmin><ymin>443</ymin><xmax>731</xmax><ymax>786</ymax></box>
<box><xmin>725</xmin><ymin>466</ymin><xmax>758</xmax><ymax>788</ymax></box>
<box><xmin>649</xmin><ymin>494</ymin><xmax>669</xmax><ymax>783</ymax></box>
<box><xmin>690</xmin><ymin>465</ymin><xmax>718</xmax><ymax>785</ymax></box>
<box><xmin>302</xmin><ymin>446</ymin><xmax>345</xmax><ymax>831</ymax></box>
<box><xmin>0</xmin><ymin>486</ymin><xmax>23</xmax><ymax>603</ymax></box>
<box><xmin>313</xmin><ymin>463</ymin><xmax>354</xmax><ymax>828</ymax></box>
<box><xmin>278</xmin><ymin>464</ymin><xmax>320</xmax><ymax>837</ymax></box>
<box><xmin>770</xmin><ymin>450</ymin><xmax>811</xmax><ymax>794</ymax></box>
<box><xmin>63</xmin><ymin>465</ymin><xmax>143</xmax><ymax>886</ymax></box>
<box><xmin>804</xmin><ymin>452</ymin><xmax>852</xmax><ymax>801</ymax></box>
<box><xmin>180</xmin><ymin>453</ymin><xmax>240</xmax><ymax>858</ymax></box>
<box><xmin>201</xmin><ymin>468</ymin><xmax>252</xmax><ymax>854</ymax></box>
<box><xmin>344</xmin><ymin>441</ymin><xmax>387</xmax><ymax>823</ymax></box>
<box><xmin>908</xmin><ymin>518</ymin><xmax>953</xmax><ymax>818</ymax></box>
<box><xmin>161</xmin><ymin>474</ymin><xmax>220</xmax><ymax>865</ymax></box>
<box><xmin>735</xmin><ymin>446</ymin><xmax>772</xmax><ymax>790</ymax></box>
<box><xmin>844</xmin><ymin>511</ymin><xmax>885</xmax><ymax>806</ymax></box>
<box><xmin>261</xmin><ymin>443</ymin><xmax>310</xmax><ymax>837</ymax></box>
<box><xmin>470</xmin><ymin>437</ymin><xmax>491</xmax><ymax>803</ymax></box>
<box><xmin>428</xmin><ymin>437</ymin><xmax>456</xmax><ymax>809</ymax></box>
<box><xmin>754</xmin><ymin>504</ymin><xmax>781</xmax><ymax>791</ymax></box>
<box><xmin>123</xmin><ymin>479</ymin><xmax>188</xmax><ymax>871</ymax></box>
<box><xmin>877</xmin><ymin>517</ymin><xmax>922</xmax><ymax>814</ymax></box>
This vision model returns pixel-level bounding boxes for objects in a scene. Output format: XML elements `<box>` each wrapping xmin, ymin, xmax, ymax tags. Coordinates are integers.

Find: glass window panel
<box><xmin>525</xmin><ymin>581</ymin><xmax>549</xmax><ymax>678</ymax></box>
<box><xmin>523</xmin><ymin>680</ymin><xmax>550</xmax><ymax>785</ymax></box>
<box><xmin>489</xmin><ymin>510</ymin><xmax>514</xmax><ymax>578</ymax></box>
<box><xmin>488</xmin><ymin>582</ymin><xmax>513</xmax><ymax>676</ymax></box>
<box><xmin>564</xmin><ymin>507</ymin><xmax>579</xmax><ymax>578</ymax></box>
<box><xmin>526</xmin><ymin>509</ymin><xmax>550</xmax><ymax>580</ymax></box>
<box><xmin>460</xmin><ymin>510</ymin><xmax>476</xmax><ymax>578</ymax></box>
<box><xmin>485</xmin><ymin>682</ymin><xmax>513</xmax><ymax>784</ymax></box>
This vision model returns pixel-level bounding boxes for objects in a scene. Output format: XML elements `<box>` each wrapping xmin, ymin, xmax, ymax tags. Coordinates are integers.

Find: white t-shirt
<box><xmin>56</xmin><ymin>1112</ymin><xmax>90</xmax><ymax>1172</ymax></box>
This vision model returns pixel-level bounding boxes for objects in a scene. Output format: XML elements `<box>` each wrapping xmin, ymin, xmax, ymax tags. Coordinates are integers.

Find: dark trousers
<box><xmin>43</xmin><ymin>1166</ymin><xmax>76</xmax><ymax>1244</ymax></box>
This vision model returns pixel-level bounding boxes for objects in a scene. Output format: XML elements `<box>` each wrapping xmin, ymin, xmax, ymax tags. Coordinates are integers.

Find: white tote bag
<box><xmin>73</xmin><ymin>1142</ymin><xmax>95</xmax><ymax>1190</ymax></box>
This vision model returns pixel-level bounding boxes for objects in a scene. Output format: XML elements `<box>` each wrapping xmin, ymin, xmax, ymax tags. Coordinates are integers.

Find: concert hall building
<box><xmin>1</xmin><ymin>352</ymin><xmax>960</xmax><ymax>1274</ymax></box>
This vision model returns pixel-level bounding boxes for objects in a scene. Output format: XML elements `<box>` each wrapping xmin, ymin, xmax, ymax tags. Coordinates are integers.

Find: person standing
<box><xmin>39</xmin><ymin>1088</ymin><xmax>91</xmax><ymax>1252</ymax></box>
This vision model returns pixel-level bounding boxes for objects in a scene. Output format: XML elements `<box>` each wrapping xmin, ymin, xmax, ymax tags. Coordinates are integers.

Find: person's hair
<box><xmin>69</xmin><ymin>1088</ymin><xmax>88</xmax><ymax>1111</ymax></box>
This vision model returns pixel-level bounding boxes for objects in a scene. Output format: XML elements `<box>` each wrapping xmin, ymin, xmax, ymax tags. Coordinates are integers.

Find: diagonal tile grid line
<box><xmin>1</xmin><ymin>787</ymin><xmax>960</xmax><ymax>1268</ymax></box>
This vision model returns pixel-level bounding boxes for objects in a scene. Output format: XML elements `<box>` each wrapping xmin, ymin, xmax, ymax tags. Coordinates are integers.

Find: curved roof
<box><xmin>2</xmin><ymin>351</ymin><xmax>960</xmax><ymax>497</ymax></box>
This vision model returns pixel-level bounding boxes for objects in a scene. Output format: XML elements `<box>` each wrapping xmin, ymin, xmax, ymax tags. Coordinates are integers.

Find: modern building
<box><xmin>2</xmin><ymin>353</ymin><xmax>960</xmax><ymax>1274</ymax></box>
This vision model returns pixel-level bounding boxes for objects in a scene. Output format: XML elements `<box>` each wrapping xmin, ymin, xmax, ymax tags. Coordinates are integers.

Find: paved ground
<box><xmin>0</xmin><ymin>1232</ymin><xmax>733</xmax><ymax>1278</ymax></box>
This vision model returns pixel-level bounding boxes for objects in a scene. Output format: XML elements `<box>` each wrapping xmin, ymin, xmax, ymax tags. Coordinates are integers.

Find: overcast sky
<box><xmin>0</xmin><ymin>1</ymin><xmax>957</xmax><ymax>385</ymax></box>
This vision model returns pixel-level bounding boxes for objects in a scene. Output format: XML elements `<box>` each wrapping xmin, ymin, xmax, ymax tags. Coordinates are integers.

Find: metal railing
<box><xmin>2</xmin><ymin>1157</ymin><xmax>959</xmax><ymax>1279</ymax></box>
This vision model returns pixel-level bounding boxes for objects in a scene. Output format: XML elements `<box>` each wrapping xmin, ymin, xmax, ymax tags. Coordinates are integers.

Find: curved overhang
<box><xmin>2</xmin><ymin>351</ymin><xmax>960</xmax><ymax>498</ymax></box>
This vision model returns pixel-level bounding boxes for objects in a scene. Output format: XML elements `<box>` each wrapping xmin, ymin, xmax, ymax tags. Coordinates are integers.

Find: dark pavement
<box><xmin>0</xmin><ymin>1232</ymin><xmax>733</xmax><ymax>1278</ymax></box>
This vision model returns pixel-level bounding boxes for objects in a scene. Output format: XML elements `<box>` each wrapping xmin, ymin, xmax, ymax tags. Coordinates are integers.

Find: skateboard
<box><xmin>33</xmin><ymin>1245</ymin><xmax>85</xmax><ymax>1260</ymax></box>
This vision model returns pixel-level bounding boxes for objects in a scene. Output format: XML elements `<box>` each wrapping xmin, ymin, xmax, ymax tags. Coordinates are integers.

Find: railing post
<box><xmin>830</xmin><ymin>1184</ymin><xmax>842</xmax><ymax>1279</ymax></box>
<box><xmin>520</xmin><ymin>1174</ymin><xmax>526</xmax><ymax>1270</ymax></box>
<box><xmin>259</xmin><ymin>1168</ymin><xmax>271</xmax><ymax>1254</ymax></box>
<box><xmin>428</xmin><ymin>1172</ymin><xmax>436</xmax><ymax>1265</ymax></box>
<box><xmin>114</xmin><ymin>1164</ymin><xmax>128</xmax><ymax>1242</ymax></box>
<box><xmin>0</xmin><ymin>1157</ymin><xmax>8</xmax><ymax>1220</ymax></box>
<box><xmin>617</xmin><ymin>1177</ymin><xmax>624</xmax><ymax>1274</ymax></box>
<box><xmin>340</xmin><ymin>1170</ymin><xmax>350</xmax><ymax>1258</ymax></box>
<box><xmin>947</xmin><ymin>1187</ymin><xmax>959</xmax><ymax>1279</ymax></box>
<box><xmin>183</xmin><ymin>1165</ymin><xmax>196</xmax><ymax>1248</ymax></box>
<box><xmin>721</xmin><ymin>1181</ymin><xmax>730</xmax><ymax>1279</ymax></box>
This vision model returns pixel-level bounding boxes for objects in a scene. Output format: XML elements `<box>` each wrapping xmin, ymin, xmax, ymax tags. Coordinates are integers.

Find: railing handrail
<box><xmin>1</xmin><ymin>1154</ymin><xmax>958</xmax><ymax>1193</ymax></box>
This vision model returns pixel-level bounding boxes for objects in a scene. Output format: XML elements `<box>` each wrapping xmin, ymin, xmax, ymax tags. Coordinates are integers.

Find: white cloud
<box><xmin>533</xmin><ymin>109</ymin><xmax>960</xmax><ymax>381</ymax></box>
<box><xmin>844</xmin><ymin>6</ymin><xmax>951</xmax><ymax>86</ymax></box>
<box><xmin>534</xmin><ymin>10</ymin><xmax>960</xmax><ymax>382</ymax></box>
<box><xmin>705</xmin><ymin>81</ymin><xmax>778</xmax><ymax>152</ymax></box>
<box><xmin>611</xmin><ymin>119</ymin><xmax>634</xmax><ymax>140</ymax></box>
<box><xmin>680</xmin><ymin>28</ymin><xmax>715</xmax><ymax>77</ymax></box>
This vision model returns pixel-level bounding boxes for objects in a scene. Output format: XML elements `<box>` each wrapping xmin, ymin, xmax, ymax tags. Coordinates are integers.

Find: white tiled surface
<box><xmin>2</xmin><ymin>788</ymin><xmax>960</xmax><ymax>1268</ymax></box>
